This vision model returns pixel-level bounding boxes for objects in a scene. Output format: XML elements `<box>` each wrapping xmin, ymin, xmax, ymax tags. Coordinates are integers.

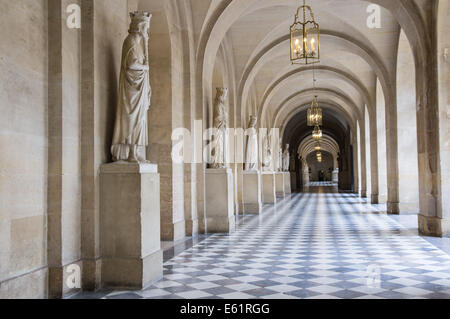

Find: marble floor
<box><xmin>74</xmin><ymin>183</ymin><xmax>450</xmax><ymax>299</ymax></box>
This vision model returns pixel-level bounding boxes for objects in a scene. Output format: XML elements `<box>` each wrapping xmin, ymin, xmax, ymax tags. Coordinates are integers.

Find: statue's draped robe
<box><xmin>111</xmin><ymin>34</ymin><xmax>151</xmax><ymax>161</ymax></box>
<box><xmin>262</xmin><ymin>137</ymin><xmax>272</xmax><ymax>171</ymax></box>
<box><xmin>245</xmin><ymin>127</ymin><xmax>258</xmax><ymax>170</ymax></box>
<box><xmin>211</xmin><ymin>103</ymin><xmax>228</xmax><ymax>168</ymax></box>
<box><xmin>279</xmin><ymin>149</ymin><xmax>283</xmax><ymax>171</ymax></box>
<box><xmin>283</xmin><ymin>151</ymin><xmax>290</xmax><ymax>171</ymax></box>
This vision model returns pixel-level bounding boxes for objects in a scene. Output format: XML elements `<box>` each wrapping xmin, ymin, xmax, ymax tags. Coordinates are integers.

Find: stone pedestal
<box><xmin>387</xmin><ymin>202</ymin><xmax>400</xmax><ymax>214</ymax></box>
<box><xmin>240</xmin><ymin>171</ymin><xmax>262</xmax><ymax>214</ymax></box>
<box><xmin>418</xmin><ymin>214</ymin><xmax>450</xmax><ymax>237</ymax></box>
<box><xmin>371</xmin><ymin>194</ymin><xmax>379</xmax><ymax>204</ymax></box>
<box><xmin>262</xmin><ymin>172</ymin><xmax>276</xmax><ymax>204</ymax></box>
<box><xmin>205</xmin><ymin>168</ymin><xmax>235</xmax><ymax>233</ymax></box>
<box><xmin>275</xmin><ymin>172</ymin><xmax>285</xmax><ymax>198</ymax></box>
<box><xmin>332</xmin><ymin>169</ymin><xmax>339</xmax><ymax>183</ymax></box>
<box><xmin>284</xmin><ymin>172</ymin><xmax>292</xmax><ymax>194</ymax></box>
<box><xmin>100</xmin><ymin>162</ymin><xmax>163</xmax><ymax>290</ymax></box>
<box><xmin>302</xmin><ymin>171</ymin><xmax>310</xmax><ymax>186</ymax></box>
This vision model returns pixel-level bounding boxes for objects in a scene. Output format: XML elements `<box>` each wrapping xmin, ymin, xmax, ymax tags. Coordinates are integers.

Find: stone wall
<box><xmin>0</xmin><ymin>0</ymin><xmax>49</xmax><ymax>298</ymax></box>
<box><xmin>0</xmin><ymin>0</ymin><xmax>129</xmax><ymax>298</ymax></box>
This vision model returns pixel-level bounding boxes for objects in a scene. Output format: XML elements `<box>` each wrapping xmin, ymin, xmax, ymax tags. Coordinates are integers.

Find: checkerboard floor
<box><xmin>75</xmin><ymin>185</ymin><xmax>450</xmax><ymax>299</ymax></box>
<box><xmin>307</xmin><ymin>181</ymin><xmax>337</xmax><ymax>187</ymax></box>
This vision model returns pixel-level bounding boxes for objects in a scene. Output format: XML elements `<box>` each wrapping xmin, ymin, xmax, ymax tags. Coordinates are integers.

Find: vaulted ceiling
<box><xmin>222</xmin><ymin>0</ymin><xmax>400</xmax><ymax>148</ymax></box>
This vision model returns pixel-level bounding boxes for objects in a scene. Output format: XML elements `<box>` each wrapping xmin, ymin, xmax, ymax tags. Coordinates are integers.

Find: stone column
<box><xmin>205</xmin><ymin>168</ymin><xmax>235</xmax><ymax>233</ymax></box>
<box><xmin>262</xmin><ymin>172</ymin><xmax>277</xmax><ymax>204</ymax></box>
<box><xmin>359</xmin><ymin>119</ymin><xmax>367</xmax><ymax>198</ymax></box>
<box><xmin>369</xmin><ymin>108</ymin><xmax>379</xmax><ymax>204</ymax></box>
<box><xmin>275</xmin><ymin>172</ymin><xmax>285</xmax><ymax>198</ymax></box>
<box><xmin>48</xmin><ymin>0</ymin><xmax>83</xmax><ymax>298</ymax></box>
<box><xmin>100</xmin><ymin>163</ymin><xmax>163</xmax><ymax>289</ymax></box>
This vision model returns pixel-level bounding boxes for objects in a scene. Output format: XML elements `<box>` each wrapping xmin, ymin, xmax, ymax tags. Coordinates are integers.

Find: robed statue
<box><xmin>111</xmin><ymin>11</ymin><xmax>152</xmax><ymax>163</ymax></box>
<box><xmin>245</xmin><ymin>115</ymin><xmax>258</xmax><ymax>171</ymax></box>
<box><xmin>283</xmin><ymin>144</ymin><xmax>290</xmax><ymax>172</ymax></box>
<box><xmin>278</xmin><ymin>138</ymin><xmax>283</xmax><ymax>172</ymax></box>
<box><xmin>262</xmin><ymin>134</ymin><xmax>273</xmax><ymax>172</ymax></box>
<box><xmin>210</xmin><ymin>88</ymin><xmax>229</xmax><ymax>168</ymax></box>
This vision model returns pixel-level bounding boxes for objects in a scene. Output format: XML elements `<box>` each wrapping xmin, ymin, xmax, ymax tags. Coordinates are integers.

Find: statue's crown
<box><xmin>130</xmin><ymin>11</ymin><xmax>152</xmax><ymax>23</ymax></box>
<box><xmin>216</xmin><ymin>87</ymin><xmax>228</xmax><ymax>99</ymax></box>
<box><xmin>216</xmin><ymin>87</ymin><xmax>228</xmax><ymax>93</ymax></box>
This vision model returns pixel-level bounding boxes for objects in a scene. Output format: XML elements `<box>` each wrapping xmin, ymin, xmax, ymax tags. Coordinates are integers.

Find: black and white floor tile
<box><xmin>74</xmin><ymin>184</ymin><xmax>450</xmax><ymax>299</ymax></box>
<box><xmin>306</xmin><ymin>181</ymin><xmax>337</xmax><ymax>187</ymax></box>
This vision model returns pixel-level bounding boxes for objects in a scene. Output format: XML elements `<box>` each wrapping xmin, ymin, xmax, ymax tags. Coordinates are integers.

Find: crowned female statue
<box><xmin>283</xmin><ymin>144</ymin><xmax>290</xmax><ymax>172</ymax></box>
<box><xmin>245</xmin><ymin>115</ymin><xmax>258</xmax><ymax>171</ymax></box>
<box><xmin>210</xmin><ymin>88</ymin><xmax>229</xmax><ymax>168</ymax></box>
<box><xmin>111</xmin><ymin>11</ymin><xmax>152</xmax><ymax>163</ymax></box>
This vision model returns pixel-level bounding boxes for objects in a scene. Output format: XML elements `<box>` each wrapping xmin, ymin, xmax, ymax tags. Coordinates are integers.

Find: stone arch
<box><xmin>194</xmin><ymin>0</ymin><xmax>443</xmax><ymax>233</ymax></box>
<box><xmin>254</xmin><ymin>32</ymin><xmax>385</xmax><ymax>127</ymax></box>
<box><xmin>274</xmin><ymin>88</ymin><xmax>363</xmax><ymax>131</ymax></box>
<box><xmin>298</xmin><ymin>135</ymin><xmax>340</xmax><ymax>168</ymax></box>
<box><xmin>280</xmin><ymin>101</ymin><xmax>356</xmax><ymax>140</ymax></box>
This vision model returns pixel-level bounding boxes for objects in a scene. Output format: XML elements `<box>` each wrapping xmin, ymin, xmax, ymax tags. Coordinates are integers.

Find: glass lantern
<box><xmin>290</xmin><ymin>1</ymin><xmax>320</xmax><ymax>65</ymax></box>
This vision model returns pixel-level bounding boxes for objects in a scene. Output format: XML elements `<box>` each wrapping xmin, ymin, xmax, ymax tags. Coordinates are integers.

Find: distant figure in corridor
<box><xmin>111</xmin><ymin>11</ymin><xmax>152</xmax><ymax>163</ymax></box>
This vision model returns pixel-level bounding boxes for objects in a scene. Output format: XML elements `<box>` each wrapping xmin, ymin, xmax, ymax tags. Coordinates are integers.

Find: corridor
<box><xmin>78</xmin><ymin>185</ymin><xmax>450</xmax><ymax>299</ymax></box>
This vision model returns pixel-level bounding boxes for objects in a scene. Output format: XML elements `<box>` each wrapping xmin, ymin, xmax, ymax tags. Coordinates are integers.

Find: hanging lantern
<box><xmin>315</xmin><ymin>143</ymin><xmax>321</xmax><ymax>151</ymax></box>
<box><xmin>307</xmin><ymin>96</ymin><xmax>322</xmax><ymax>126</ymax></box>
<box><xmin>312</xmin><ymin>125</ymin><xmax>322</xmax><ymax>141</ymax></box>
<box><xmin>290</xmin><ymin>0</ymin><xmax>320</xmax><ymax>65</ymax></box>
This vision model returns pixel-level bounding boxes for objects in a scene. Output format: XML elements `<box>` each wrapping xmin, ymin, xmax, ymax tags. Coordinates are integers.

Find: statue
<box><xmin>210</xmin><ymin>88</ymin><xmax>229</xmax><ymax>168</ymax></box>
<box><xmin>283</xmin><ymin>144</ymin><xmax>290</xmax><ymax>172</ymax></box>
<box><xmin>262</xmin><ymin>134</ymin><xmax>273</xmax><ymax>171</ymax></box>
<box><xmin>245</xmin><ymin>115</ymin><xmax>258</xmax><ymax>171</ymax></box>
<box><xmin>278</xmin><ymin>138</ymin><xmax>283</xmax><ymax>172</ymax></box>
<box><xmin>111</xmin><ymin>11</ymin><xmax>152</xmax><ymax>163</ymax></box>
<box><xmin>302</xmin><ymin>157</ymin><xmax>310</xmax><ymax>185</ymax></box>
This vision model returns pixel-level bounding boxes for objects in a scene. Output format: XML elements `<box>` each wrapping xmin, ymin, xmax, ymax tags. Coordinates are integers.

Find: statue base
<box><xmin>284</xmin><ymin>172</ymin><xmax>292</xmax><ymax>194</ymax></box>
<box><xmin>99</xmin><ymin>162</ymin><xmax>163</xmax><ymax>289</ymax></box>
<box><xmin>240</xmin><ymin>170</ymin><xmax>262</xmax><ymax>214</ymax></box>
<box><xmin>262</xmin><ymin>172</ymin><xmax>276</xmax><ymax>204</ymax></box>
<box><xmin>275</xmin><ymin>172</ymin><xmax>285</xmax><ymax>198</ymax></box>
<box><xmin>205</xmin><ymin>168</ymin><xmax>235</xmax><ymax>233</ymax></box>
<box><xmin>332</xmin><ymin>169</ymin><xmax>339</xmax><ymax>183</ymax></box>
